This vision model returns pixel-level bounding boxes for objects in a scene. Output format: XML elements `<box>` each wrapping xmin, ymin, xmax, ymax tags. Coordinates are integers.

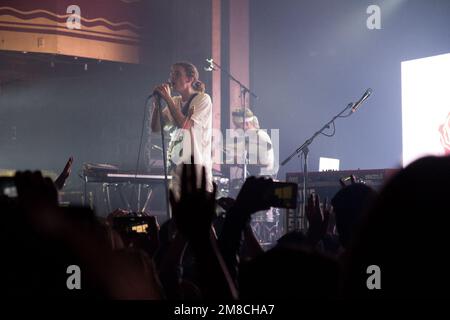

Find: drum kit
<box><xmin>250</xmin><ymin>208</ymin><xmax>283</xmax><ymax>248</ymax></box>
<box><xmin>223</xmin><ymin>175</ymin><xmax>283</xmax><ymax>248</ymax></box>
<box><xmin>216</xmin><ymin>134</ymin><xmax>283</xmax><ymax>247</ymax></box>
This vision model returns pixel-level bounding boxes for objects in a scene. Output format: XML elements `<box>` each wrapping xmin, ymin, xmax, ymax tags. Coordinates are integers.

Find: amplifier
<box><xmin>284</xmin><ymin>168</ymin><xmax>398</xmax><ymax>232</ymax></box>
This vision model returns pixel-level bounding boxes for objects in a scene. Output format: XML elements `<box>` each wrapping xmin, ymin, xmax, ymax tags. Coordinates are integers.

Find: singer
<box><xmin>150</xmin><ymin>62</ymin><xmax>213</xmax><ymax>196</ymax></box>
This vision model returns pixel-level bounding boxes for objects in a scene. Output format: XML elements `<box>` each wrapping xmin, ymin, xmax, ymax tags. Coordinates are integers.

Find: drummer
<box><xmin>229</xmin><ymin>108</ymin><xmax>279</xmax><ymax>224</ymax></box>
<box><xmin>229</xmin><ymin>107</ymin><xmax>277</xmax><ymax>178</ymax></box>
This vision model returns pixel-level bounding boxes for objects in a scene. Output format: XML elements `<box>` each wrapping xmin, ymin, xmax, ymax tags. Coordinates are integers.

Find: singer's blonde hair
<box><xmin>173</xmin><ymin>62</ymin><xmax>206</xmax><ymax>93</ymax></box>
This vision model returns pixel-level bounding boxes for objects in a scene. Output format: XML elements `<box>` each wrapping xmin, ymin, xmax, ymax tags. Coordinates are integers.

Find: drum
<box><xmin>213</xmin><ymin>175</ymin><xmax>230</xmax><ymax>199</ymax></box>
<box><xmin>250</xmin><ymin>208</ymin><xmax>283</xmax><ymax>247</ymax></box>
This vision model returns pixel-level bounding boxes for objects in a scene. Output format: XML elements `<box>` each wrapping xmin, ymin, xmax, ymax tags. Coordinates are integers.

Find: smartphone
<box><xmin>268</xmin><ymin>181</ymin><xmax>298</xmax><ymax>209</ymax></box>
<box><xmin>112</xmin><ymin>216</ymin><xmax>154</xmax><ymax>236</ymax></box>
<box><xmin>0</xmin><ymin>177</ymin><xmax>17</xmax><ymax>198</ymax></box>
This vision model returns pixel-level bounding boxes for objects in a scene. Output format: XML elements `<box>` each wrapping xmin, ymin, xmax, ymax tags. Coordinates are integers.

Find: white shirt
<box><xmin>224</xmin><ymin>128</ymin><xmax>277</xmax><ymax>177</ymax></box>
<box><xmin>165</xmin><ymin>93</ymin><xmax>213</xmax><ymax>193</ymax></box>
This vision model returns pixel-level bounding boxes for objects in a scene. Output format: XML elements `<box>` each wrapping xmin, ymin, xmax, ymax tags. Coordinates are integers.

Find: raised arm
<box><xmin>218</xmin><ymin>177</ymin><xmax>272</xmax><ymax>282</ymax></box>
<box><xmin>171</xmin><ymin>162</ymin><xmax>238</xmax><ymax>300</ymax></box>
<box><xmin>54</xmin><ymin>156</ymin><xmax>73</xmax><ymax>190</ymax></box>
<box><xmin>154</xmin><ymin>84</ymin><xmax>191</xmax><ymax>129</ymax></box>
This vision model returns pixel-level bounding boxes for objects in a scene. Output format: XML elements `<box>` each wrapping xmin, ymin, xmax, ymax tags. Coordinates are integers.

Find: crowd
<box><xmin>1</xmin><ymin>154</ymin><xmax>449</xmax><ymax>299</ymax></box>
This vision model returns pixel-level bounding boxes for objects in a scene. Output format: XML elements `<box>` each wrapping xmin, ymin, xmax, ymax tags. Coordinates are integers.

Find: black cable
<box><xmin>338</xmin><ymin>109</ymin><xmax>353</xmax><ymax>118</ymax></box>
<box><xmin>128</xmin><ymin>96</ymin><xmax>152</xmax><ymax>212</ymax></box>
<box><xmin>320</xmin><ymin>121</ymin><xmax>336</xmax><ymax>137</ymax></box>
<box><xmin>134</xmin><ymin>96</ymin><xmax>151</xmax><ymax>176</ymax></box>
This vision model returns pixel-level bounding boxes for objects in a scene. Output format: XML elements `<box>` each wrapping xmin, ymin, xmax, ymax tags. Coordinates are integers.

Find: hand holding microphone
<box><xmin>149</xmin><ymin>80</ymin><xmax>173</xmax><ymax>101</ymax></box>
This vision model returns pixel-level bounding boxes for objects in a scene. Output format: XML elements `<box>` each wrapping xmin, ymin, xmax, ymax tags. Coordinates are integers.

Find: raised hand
<box><xmin>169</xmin><ymin>161</ymin><xmax>238</xmax><ymax>299</ymax></box>
<box><xmin>106</xmin><ymin>208</ymin><xmax>132</xmax><ymax>226</ymax></box>
<box><xmin>15</xmin><ymin>171</ymin><xmax>58</xmax><ymax>212</ymax></box>
<box><xmin>54</xmin><ymin>156</ymin><xmax>73</xmax><ymax>190</ymax></box>
<box><xmin>153</xmin><ymin>83</ymin><xmax>172</xmax><ymax>103</ymax></box>
<box><xmin>170</xmin><ymin>162</ymin><xmax>217</xmax><ymax>242</ymax></box>
<box><xmin>305</xmin><ymin>193</ymin><xmax>331</xmax><ymax>246</ymax></box>
<box><xmin>127</xmin><ymin>215</ymin><xmax>160</xmax><ymax>258</ymax></box>
<box><xmin>234</xmin><ymin>176</ymin><xmax>273</xmax><ymax>215</ymax></box>
<box><xmin>217</xmin><ymin>197</ymin><xmax>236</xmax><ymax>212</ymax></box>
<box><xmin>14</xmin><ymin>171</ymin><xmax>62</xmax><ymax>235</ymax></box>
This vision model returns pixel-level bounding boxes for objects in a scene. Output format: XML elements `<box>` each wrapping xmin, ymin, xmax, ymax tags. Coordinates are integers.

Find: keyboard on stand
<box><xmin>82</xmin><ymin>163</ymin><xmax>171</xmax><ymax>217</ymax></box>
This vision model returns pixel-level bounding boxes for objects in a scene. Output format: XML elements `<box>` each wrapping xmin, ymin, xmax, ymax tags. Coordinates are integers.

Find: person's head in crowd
<box><xmin>343</xmin><ymin>156</ymin><xmax>450</xmax><ymax>298</ymax></box>
<box><xmin>331</xmin><ymin>183</ymin><xmax>377</xmax><ymax>249</ymax></box>
<box><xmin>1</xmin><ymin>171</ymin><xmax>161</xmax><ymax>299</ymax></box>
<box><xmin>239</xmin><ymin>246</ymin><xmax>339</xmax><ymax>299</ymax></box>
<box><xmin>276</xmin><ymin>230</ymin><xmax>307</xmax><ymax>249</ymax></box>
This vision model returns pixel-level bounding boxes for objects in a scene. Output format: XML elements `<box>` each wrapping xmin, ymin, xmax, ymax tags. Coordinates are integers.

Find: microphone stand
<box><xmin>208</xmin><ymin>60</ymin><xmax>258</xmax><ymax>181</ymax></box>
<box><xmin>154</xmin><ymin>95</ymin><xmax>172</xmax><ymax>220</ymax></box>
<box><xmin>281</xmin><ymin>102</ymin><xmax>354</xmax><ymax>231</ymax></box>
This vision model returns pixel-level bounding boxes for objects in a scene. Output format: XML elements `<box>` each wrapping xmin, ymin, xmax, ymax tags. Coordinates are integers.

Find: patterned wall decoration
<box><xmin>0</xmin><ymin>0</ymin><xmax>143</xmax><ymax>63</ymax></box>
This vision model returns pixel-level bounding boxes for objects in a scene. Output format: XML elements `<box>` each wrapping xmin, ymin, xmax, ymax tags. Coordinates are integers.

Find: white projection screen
<box><xmin>401</xmin><ymin>53</ymin><xmax>450</xmax><ymax>167</ymax></box>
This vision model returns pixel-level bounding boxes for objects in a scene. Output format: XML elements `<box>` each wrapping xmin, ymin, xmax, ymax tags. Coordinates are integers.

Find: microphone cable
<box><xmin>133</xmin><ymin>95</ymin><xmax>153</xmax><ymax>179</ymax></box>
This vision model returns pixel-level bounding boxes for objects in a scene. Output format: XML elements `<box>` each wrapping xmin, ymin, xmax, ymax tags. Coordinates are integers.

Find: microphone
<box><xmin>204</xmin><ymin>58</ymin><xmax>215</xmax><ymax>72</ymax></box>
<box><xmin>147</xmin><ymin>92</ymin><xmax>159</xmax><ymax>99</ymax></box>
<box><xmin>351</xmin><ymin>88</ymin><xmax>372</xmax><ymax>113</ymax></box>
<box><xmin>166</xmin><ymin>79</ymin><xmax>174</xmax><ymax>90</ymax></box>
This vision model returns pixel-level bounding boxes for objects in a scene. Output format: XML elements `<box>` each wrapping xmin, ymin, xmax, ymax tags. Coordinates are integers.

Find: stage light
<box><xmin>319</xmin><ymin>157</ymin><xmax>340</xmax><ymax>172</ymax></box>
<box><xmin>401</xmin><ymin>53</ymin><xmax>450</xmax><ymax>166</ymax></box>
